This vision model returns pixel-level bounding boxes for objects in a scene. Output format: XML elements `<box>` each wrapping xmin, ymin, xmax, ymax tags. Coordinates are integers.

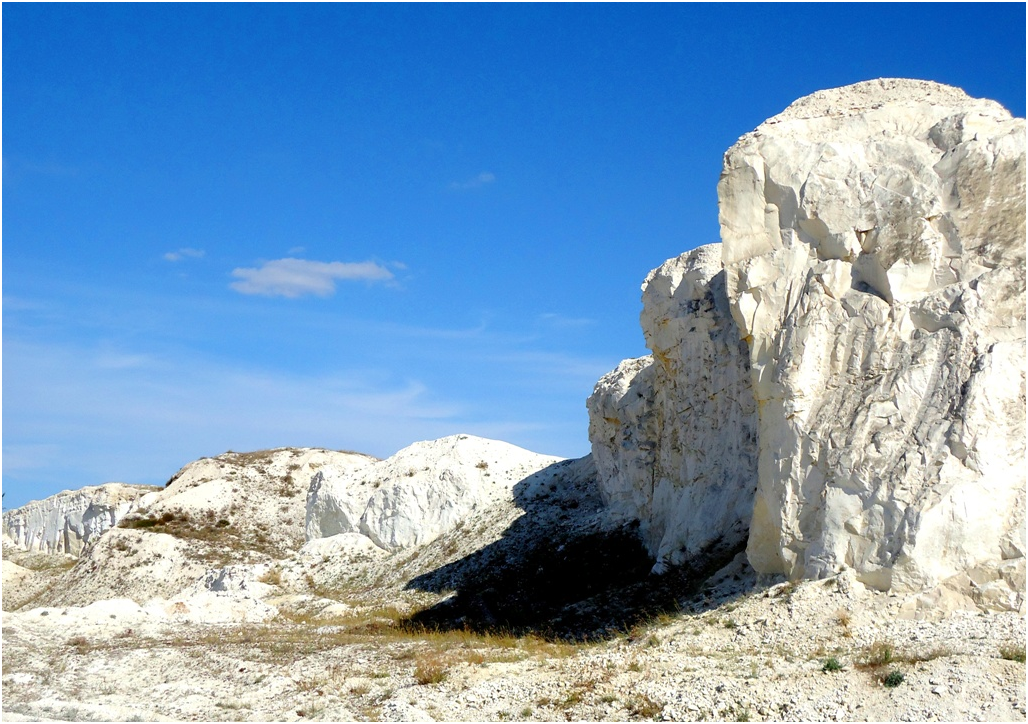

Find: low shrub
<box><xmin>822</xmin><ymin>657</ymin><xmax>843</xmax><ymax>673</ymax></box>
<box><xmin>881</xmin><ymin>669</ymin><xmax>904</xmax><ymax>688</ymax></box>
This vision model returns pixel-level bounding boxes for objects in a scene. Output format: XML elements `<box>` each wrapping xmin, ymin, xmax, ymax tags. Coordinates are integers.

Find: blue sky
<box><xmin>3</xmin><ymin>4</ymin><xmax>1025</xmax><ymax>508</ymax></box>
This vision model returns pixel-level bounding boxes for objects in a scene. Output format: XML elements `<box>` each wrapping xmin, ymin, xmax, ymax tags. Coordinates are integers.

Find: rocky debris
<box><xmin>2</xmin><ymin>483</ymin><xmax>159</xmax><ymax>556</ymax></box>
<box><xmin>305</xmin><ymin>434</ymin><xmax>563</xmax><ymax>551</ymax></box>
<box><xmin>588</xmin><ymin>244</ymin><xmax>758</xmax><ymax>574</ymax></box>
<box><xmin>1</xmin><ymin>543</ymin><xmax>79</xmax><ymax>612</ymax></box>
<box><xmin>590</xmin><ymin>79</ymin><xmax>1026</xmax><ymax>607</ymax></box>
<box><xmin>1</xmin><ymin>560</ymin><xmax>1023</xmax><ymax>723</ymax></box>
<box><xmin>39</xmin><ymin>527</ymin><xmax>211</xmax><ymax>608</ymax></box>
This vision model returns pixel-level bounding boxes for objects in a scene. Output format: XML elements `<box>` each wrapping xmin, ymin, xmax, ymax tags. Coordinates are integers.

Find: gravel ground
<box><xmin>3</xmin><ymin>563</ymin><xmax>1024</xmax><ymax>723</ymax></box>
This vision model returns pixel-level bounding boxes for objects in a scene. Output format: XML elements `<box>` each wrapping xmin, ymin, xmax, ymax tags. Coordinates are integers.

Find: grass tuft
<box><xmin>626</xmin><ymin>693</ymin><xmax>663</xmax><ymax>719</ymax></box>
<box><xmin>999</xmin><ymin>644</ymin><xmax>1026</xmax><ymax>663</ymax></box>
<box><xmin>413</xmin><ymin>654</ymin><xmax>448</xmax><ymax>685</ymax></box>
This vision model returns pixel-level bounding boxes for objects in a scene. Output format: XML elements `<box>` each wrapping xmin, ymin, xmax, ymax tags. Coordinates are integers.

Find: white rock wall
<box><xmin>717</xmin><ymin>79</ymin><xmax>1026</xmax><ymax>592</ymax></box>
<box><xmin>2</xmin><ymin>484</ymin><xmax>159</xmax><ymax>557</ymax></box>
<box><xmin>588</xmin><ymin>245</ymin><xmax>758</xmax><ymax>573</ymax></box>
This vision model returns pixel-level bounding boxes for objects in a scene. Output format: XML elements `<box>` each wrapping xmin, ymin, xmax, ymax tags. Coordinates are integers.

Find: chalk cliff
<box><xmin>590</xmin><ymin>79</ymin><xmax>1026</xmax><ymax>606</ymax></box>
<box><xmin>2</xmin><ymin>483</ymin><xmax>158</xmax><ymax>557</ymax></box>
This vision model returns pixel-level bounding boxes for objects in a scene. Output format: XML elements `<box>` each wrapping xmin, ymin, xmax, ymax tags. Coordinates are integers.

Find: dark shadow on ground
<box><xmin>403</xmin><ymin>457</ymin><xmax>754</xmax><ymax>642</ymax></box>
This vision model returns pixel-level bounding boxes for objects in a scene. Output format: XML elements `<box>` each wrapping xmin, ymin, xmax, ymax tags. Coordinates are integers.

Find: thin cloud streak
<box><xmin>163</xmin><ymin>248</ymin><xmax>205</xmax><ymax>262</ymax></box>
<box><xmin>449</xmin><ymin>171</ymin><xmax>496</xmax><ymax>190</ymax></box>
<box><xmin>229</xmin><ymin>258</ymin><xmax>395</xmax><ymax>298</ymax></box>
<box><xmin>1</xmin><ymin>338</ymin><xmax>465</xmax><ymax>504</ymax></box>
<box><xmin>538</xmin><ymin>313</ymin><xmax>596</xmax><ymax>329</ymax></box>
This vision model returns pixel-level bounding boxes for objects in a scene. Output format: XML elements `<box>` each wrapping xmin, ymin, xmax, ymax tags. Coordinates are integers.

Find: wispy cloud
<box><xmin>1</xmin><ymin>337</ymin><xmax>465</xmax><ymax>505</ymax></box>
<box><xmin>229</xmin><ymin>258</ymin><xmax>395</xmax><ymax>298</ymax></box>
<box><xmin>449</xmin><ymin>171</ymin><xmax>496</xmax><ymax>190</ymax></box>
<box><xmin>163</xmin><ymin>247</ymin><xmax>205</xmax><ymax>262</ymax></box>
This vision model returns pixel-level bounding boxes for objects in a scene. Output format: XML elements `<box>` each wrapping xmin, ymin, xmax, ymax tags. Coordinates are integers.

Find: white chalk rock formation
<box><xmin>587</xmin><ymin>245</ymin><xmax>758</xmax><ymax>572</ymax></box>
<box><xmin>589</xmin><ymin>80</ymin><xmax>1025</xmax><ymax>604</ymax></box>
<box><xmin>127</xmin><ymin>447</ymin><xmax>377</xmax><ymax>557</ymax></box>
<box><xmin>719</xmin><ymin>78</ymin><xmax>1025</xmax><ymax>593</ymax></box>
<box><xmin>306</xmin><ymin>434</ymin><xmax>563</xmax><ymax>551</ymax></box>
<box><xmin>35</xmin><ymin>447</ymin><xmax>376</xmax><ymax>607</ymax></box>
<box><xmin>2</xmin><ymin>483</ymin><xmax>159</xmax><ymax>556</ymax></box>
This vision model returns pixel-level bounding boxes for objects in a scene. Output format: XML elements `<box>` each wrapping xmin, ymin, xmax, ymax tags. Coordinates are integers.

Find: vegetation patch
<box><xmin>413</xmin><ymin>653</ymin><xmax>448</xmax><ymax>685</ymax></box>
<box><xmin>625</xmin><ymin>693</ymin><xmax>664</xmax><ymax>719</ymax></box>
<box><xmin>822</xmin><ymin>657</ymin><xmax>843</xmax><ymax>673</ymax></box>
<box><xmin>117</xmin><ymin>509</ymin><xmax>282</xmax><ymax>562</ymax></box>
<box><xmin>880</xmin><ymin>669</ymin><xmax>904</xmax><ymax>688</ymax></box>
<box><xmin>999</xmin><ymin>644</ymin><xmax>1026</xmax><ymax>663</ymax></box>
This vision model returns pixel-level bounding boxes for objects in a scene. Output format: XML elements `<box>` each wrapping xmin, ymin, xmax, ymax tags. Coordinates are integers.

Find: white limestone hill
<box><xmin>5</xmin><ymin>436</ymin><xmax>642</xmax><ymax>639</ymax></box>
<box><xmin>13</xmin><ymin>447</ymin><xmax>374</xmax><ymax>607</ymax></box>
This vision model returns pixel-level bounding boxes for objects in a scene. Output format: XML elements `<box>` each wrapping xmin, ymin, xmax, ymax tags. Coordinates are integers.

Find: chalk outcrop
<box><xmin>2</xmin><ymin>484</ymin><xmax>159</xmax><ymax>557</ymax></box>
<box><xmin>590</xmin><ymin>79</ymin><xmax>1026</xmax><ymax>604</ymax></box>
<box><xmin>130</xmin><ymin>447</ymin><xmax>377</xmax><ymax>557</ymax></box>
<box><xmin>306</xmin><ymin>434</ymin><xmax>563</xmax><ymax>551</ymax></box>
<box><xmin>40</xmin><ymin>447</ymin><xmax>376</xmax><ymax>606</ymax></box>
<box><xmin>720</xmin><ymin>79</ymin><xmax>1025</xmax><ymax>595</ymax></box>
<box><xmin>588</xmin><ymin>245</ymin><xmax>758</xmax><ymax>573</ymax></box>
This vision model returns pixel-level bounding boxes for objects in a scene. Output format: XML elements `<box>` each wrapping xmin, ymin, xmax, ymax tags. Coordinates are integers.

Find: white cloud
<box><xmin>449</xmin><ymin>171</ymin><xmax>496</xmax><ymax>190</ymax></box>
<box><xmin>229</xmin><ymin>258</ymin><xmax>395</xmax><ymax>298</ymax></box>
<box><xmin>163</xmin><ymin>248</ymin><xmax>205</xmax><ymax>262</ymax></box>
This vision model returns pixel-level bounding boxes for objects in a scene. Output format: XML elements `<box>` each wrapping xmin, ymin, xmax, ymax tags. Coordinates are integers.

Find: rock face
<box><xmin>587</xmin><ymin>245</ymin><xmax>758</xmax><ymax>573</ymax></box>
<box><xmin>2</xmin><ymin>484</ymin><xmax>159</xmax><ymax>556</ymax></box>
<box><xmin>720</xmin><ymin>78</ymin><xmax>1025</xmax><ymax>594</ymax></box>
<box><xmin>306</xmin><ymin>434</ymin><xmax>563</xmax><ymax>551</ymax></box>
<box><xmin>590</xmin><ymin>79</ymin><xmax>1026</xmax><ymax>602</ymax></box>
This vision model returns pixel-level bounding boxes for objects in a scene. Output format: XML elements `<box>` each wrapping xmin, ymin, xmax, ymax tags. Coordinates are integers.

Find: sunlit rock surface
<box><xmin>36</xmin><ymin>448</ymin><xmax>377</xmax><ymax>606</ymax></box>
<box><xmin>590</xmin><ymin>79</ymin><xmax>1025</xmax><ymax>605</ymax></box>
<box><xmin>588</xmin><ymin>245</ymin><xmax>758</xmax><ymax>573</ymax></box>
<box><xmin>720</xmin><ymin>78</ymin><xmax>1025</xmax><ymax>594</ymax></box>
<box><xmin>306</xmin><ymin>434</ymin><xmax>563</xmax><ymax>551</ymax></box>
<box><xmin>2</xmin><ymin>484</ymin><xmax>158</xmax><ymax>556</ymax></box>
